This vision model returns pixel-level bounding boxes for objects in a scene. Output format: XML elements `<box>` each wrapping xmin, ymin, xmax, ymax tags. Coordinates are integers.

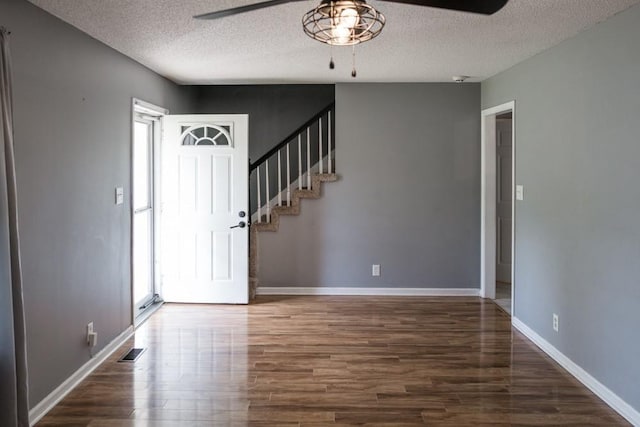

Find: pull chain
<box><xmin>351</xmin><ymin>45</ymin><xmax>357</xmax><ymax>78</ymax></box>
<box><xmin>329</xmin><ymin>45</ymin><xmax>335</xmax><ymax>70</ymax></box>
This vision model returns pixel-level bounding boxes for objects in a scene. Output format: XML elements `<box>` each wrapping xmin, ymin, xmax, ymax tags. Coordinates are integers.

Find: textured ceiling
<box><xmin>28</xmin><ymin>0</ymin><xmax>640</xmax><ymax>84</ymax></box>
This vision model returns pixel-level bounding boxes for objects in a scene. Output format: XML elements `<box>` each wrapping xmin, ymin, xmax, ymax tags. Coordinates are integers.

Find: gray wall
<box><xmin>482</xmin><ymin>3</ymin><xmax>640</xmax><ymax>412</ymax></box>
<box><xmin>0</xmin><ymin>0</ymin><xmax>191</xmax><ymax>406</ymax></box>
<box><xmin>193</xmin><ymin>85</ymin><xmax>334</xmax><ymax>162</ymax></box>
<box><xmin>259</xmin><ymin>83</ymin><xmax>480</xmax><ymax>288</ymax></box>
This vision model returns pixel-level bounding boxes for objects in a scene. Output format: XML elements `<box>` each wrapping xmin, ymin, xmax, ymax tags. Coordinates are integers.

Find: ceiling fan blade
<box><xmin>194</xmin><ymin>0</ymin><xmax>302</xmax><ymax>20</ymax></box>
<box><xmin>379</xmin><ymin>0</ymin><xmax>509</xmax><ymax>15</ymax></box>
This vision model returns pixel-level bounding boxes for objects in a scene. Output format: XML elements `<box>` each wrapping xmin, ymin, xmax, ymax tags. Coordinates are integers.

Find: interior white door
<box><xmin>496</xmin><ymin>117</ymin><xmax>513</xmax><ymax>283</ymax></box>
<box><xmin>160</xmin><ymin>114</ymin><xmax>249</xmax><ymax>304</ymax></box>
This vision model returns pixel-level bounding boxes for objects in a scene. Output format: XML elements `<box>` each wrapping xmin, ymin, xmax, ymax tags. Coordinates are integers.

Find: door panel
<box><xmin>161</xmin><ymin>115</ymin><xmax>248</xmax><ymax>304</ymax></box>
<box><xmin>213</xmin><ymin>232</ymin><xmax>232</xmax><ymax>280</ymax></box>
<box><xmin>213</xmin><ymin>156</ymin><xmax>232</xmax><ymax>213</ymax></box>
<box><xmin>496</xmin><ymin>118</ymin><xmax>513</xmax><ymax>283</ymax></box>
<box><xmin>179</xmin><ymin>156</ymin><xmax>198</xmax><ymax>213</ymax></box>
<box><xmin>498</xmin><ymin>217</ymin><xmax>512</xmax><ymax>264</ymax></box>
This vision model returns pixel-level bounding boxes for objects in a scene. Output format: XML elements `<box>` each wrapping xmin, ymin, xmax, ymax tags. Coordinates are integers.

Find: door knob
<box><xmin>239</xmin><ymin>211</ymin><xmax>246</xmax><ymax>218</ymax></box>
<box><xmin>230</xmin><ymin>221</ymin><xmax>246</xmax><ymax>229</ymax></box>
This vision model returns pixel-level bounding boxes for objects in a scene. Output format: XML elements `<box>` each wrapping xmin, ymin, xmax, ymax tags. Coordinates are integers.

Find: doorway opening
<box><xmin>131</xmin><ymin>99</ymin><xmax>167</xmax><ymax>323</ymax></box>
<box><xmin>481</xmin><ymin>101</ymin><xmax>515</xmax><ymax>316</ymax></box>
<box><xmin>494</xmin><ymin>112</ymin><xmax>513</xmax><ymax>314</ymax></box>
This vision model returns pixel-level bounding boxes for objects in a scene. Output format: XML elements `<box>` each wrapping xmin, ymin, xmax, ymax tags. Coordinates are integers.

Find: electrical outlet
<box><xmin>553</xmin><ymin>314</ymin><xmax>559</xmax><ymax>332</ymax></box>
<box><xmin>372</xmin><ymin>264</ymin><xmax>381</xmax><ymax>277</ymax></box>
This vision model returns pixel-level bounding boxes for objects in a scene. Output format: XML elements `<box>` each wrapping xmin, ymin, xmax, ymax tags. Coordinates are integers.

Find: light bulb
<box><xmin>339</xmin><ymin>7</ymin><xmax>359</xmax><ymax>29</ymax></box>
<box><xmin>331</xmin><ymin>25</ymin><xmax>351</xmax><ymax>44</ymax></box>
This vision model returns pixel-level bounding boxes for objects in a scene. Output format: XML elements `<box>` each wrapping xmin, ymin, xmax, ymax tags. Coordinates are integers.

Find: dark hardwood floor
<box><xmin>37</xmin><ymin>296</ymin><xmax>629</xmax><ymax>426</ymax></box>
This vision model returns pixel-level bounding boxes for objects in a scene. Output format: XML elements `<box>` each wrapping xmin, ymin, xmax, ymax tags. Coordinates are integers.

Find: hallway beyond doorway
<box><xmin>495</xmin><ymin>280</ymin><xmax>512</xmax><ymax>315</ymax></box>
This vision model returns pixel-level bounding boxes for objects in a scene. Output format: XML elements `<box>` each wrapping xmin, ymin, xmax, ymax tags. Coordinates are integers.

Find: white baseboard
<box><xmin>29</xmin><ymin>325</ymin><xmax>135</xmax><ymax>426</ymax></box>
<box><xmin>512</xmin><ymin>317</ymin><xmax>640</xmax><ymax>426</ymax></box>
<box><xmin>257</xmin><ymin>287</ymin><xmax>480</xmax><ymax>297</ymax></box>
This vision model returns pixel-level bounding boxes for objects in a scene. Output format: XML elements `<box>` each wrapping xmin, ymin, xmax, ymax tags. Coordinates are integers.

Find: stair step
<box><xmin>253</xmin><ymin>173</ymin><xmax>337</xmax><ymax>229</ymax></box>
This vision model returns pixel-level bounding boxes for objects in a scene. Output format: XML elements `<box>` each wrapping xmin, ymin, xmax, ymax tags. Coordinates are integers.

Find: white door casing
<box><xmin>160</xmin><ymin>115</ymin><xmax>249</xmax><ymax>304</ymax></box>
<box><xmin>481</xmin><ymin>101</ymin><xmax>515</xmax><ymax>314</ymax></box>
<box><xmin>496</xmin><ymin>117</ymin><xmax>513</xmax><ymax>283</ymax></box>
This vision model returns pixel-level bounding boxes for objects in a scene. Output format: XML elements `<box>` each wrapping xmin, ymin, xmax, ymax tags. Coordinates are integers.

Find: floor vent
<box><xmin>118</xmin><ymin>348</ymin><xmax>146</xmax><ymax>362</ymax></box>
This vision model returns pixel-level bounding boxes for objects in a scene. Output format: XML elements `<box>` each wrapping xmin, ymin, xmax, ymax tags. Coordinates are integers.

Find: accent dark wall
<box><xmin>192</xmin><ymin>85</ymin><xmax>335</xmax><ymax>162</ymax></box>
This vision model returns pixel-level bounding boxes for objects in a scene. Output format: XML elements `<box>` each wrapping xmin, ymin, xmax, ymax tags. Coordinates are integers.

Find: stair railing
<box><xmin>250</xmin><ymin>103</ymin><xmax>335</xmax><ymax>223</ymax></box>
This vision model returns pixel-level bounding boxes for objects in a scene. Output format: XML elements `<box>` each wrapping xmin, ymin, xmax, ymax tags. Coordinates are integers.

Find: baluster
<box><xmin>277</xmin><ymin>149</ymin><xmax>282</xmax><ymax>207</ymax></box>
<box><xmin>257</xmin><ymin>167</ymin><xmax>262</xmax><ymax>223</ymax></box>
<box><xmin>328</xmin><ymin>111</ymin><xmax>332</xmax><ymax>174</ymax></box>
<box><xmin>319</xmin><ymin>117</ymin><xmax>323</xmax><ymax>174</ymax></box>
<box><xmin>286</xmin><ymin>144</ymin><xmax>291</xmax><ymax>206</ymax></box>
<box><xmin>265</xmin><ymin>159</ymin><xmax>271</xmax><ymax>222</ymax></box>
<box><xmin>306</xmin><ymin>127</ymin><xmax>311</xmax><ymax>189</ymax></box>
<box><xmin>298</xmin><ymin>135</ymin><xmax>302</xmax><ymax>190</ymax></box>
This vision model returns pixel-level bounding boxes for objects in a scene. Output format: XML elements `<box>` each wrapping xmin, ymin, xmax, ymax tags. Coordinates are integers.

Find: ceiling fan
<box><xmin>194</xmin><ymin>0</ymin><xmax>509</xmax><ymax>21</ymax></box>
<box><xmin>194</xmin><ymin>0</ymin><xmax>509</xmax><ymax>76</ymax></box>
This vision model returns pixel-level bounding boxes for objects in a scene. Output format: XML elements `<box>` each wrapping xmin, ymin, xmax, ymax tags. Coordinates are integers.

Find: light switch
<box><xmin>516</xmin><ymin>185</ymin><xmax>524</xmax><ymax>201</ymax></box>
<box><xmin>115</xmin><ymin>187</ymin><xmax>124</xmax><ymax>205</ymax></box>
<box><xmin>372</xmin><ymin>264</ymin><xmax>381</xmax><ymax>277</ymax></box>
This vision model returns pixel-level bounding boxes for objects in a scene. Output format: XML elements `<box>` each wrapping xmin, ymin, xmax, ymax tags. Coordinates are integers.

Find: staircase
<box><xmin>248</xmin><ymin>103</ymin><xmax>337</xmax><ymax>299</ymax></box>
<box><xmin>252</xmin><ymin>173</ymin><xmax>337</xmax><ymax>232</ymax></box>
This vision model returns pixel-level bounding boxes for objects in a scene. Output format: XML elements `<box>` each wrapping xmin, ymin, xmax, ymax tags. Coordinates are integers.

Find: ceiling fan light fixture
<box><xmin>302</xmin><ymin>0</ymin><xmax>386</xmax><ymax>46</ymax></box>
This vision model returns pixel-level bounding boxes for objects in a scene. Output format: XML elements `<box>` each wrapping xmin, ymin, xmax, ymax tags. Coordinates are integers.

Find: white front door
<box><xmin>160</xmin><ymin>115</ymin><xmax>249</xmax><ymax>304</ymax></box>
